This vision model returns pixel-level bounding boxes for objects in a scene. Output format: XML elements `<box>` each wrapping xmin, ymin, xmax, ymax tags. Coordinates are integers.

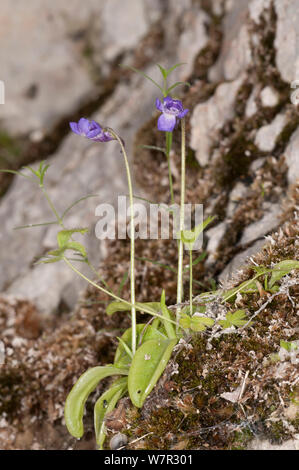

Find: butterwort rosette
<box><xmin>155</xmin><ymin>96</ymin><xmax>189</xmax><ymax>132</ymax></box>
<box><xmin>69</xmin><ymin>118</ymin><xmax>114</xmax><ymax>142</ymax></box>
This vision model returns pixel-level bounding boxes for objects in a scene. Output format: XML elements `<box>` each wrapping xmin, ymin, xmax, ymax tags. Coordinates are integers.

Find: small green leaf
<box><xmin>38</xmin><ymin>256</ymin><xmax>62</xmax><ymax>264</ymax></box>
<box><xmin>156</xmin><ymin>63</ymin><xmax>168</xmax><ymax>79</ymax></box>
<box><xmin>14</xmin><ymin>221</ymin><xmax>58</xmax><ymax>230</ymax></box>
<box><xmin>94</xmin><ymin>377</ymin><xmax>128</xmax><ymax>449</ymax></box>
<box><xmin>139</xmin><ymin>145</ymin><xmax>166</xmax><ymax>155</ymax></box>
<box><xmin>128</xmin><ymin>338</ymin><xmax>177</xmax><ymax>407</ymax></box>
<box><xmin>116</xmin><ymin>337</ymin><xmax>133</xmax><ymax>360</ymax></box>
<box><xmin>66</xmin><ymin>241</ymin><xmax>87</xmax><ymax>258</ymax></box>
<box><xmin>166</xmin><ymin>81</ymin><xmax>191</xmax><ymax>94</ymax></box>
<box><xmin>39</xmin><ymin>161</ymin><xmax>50</xmax><ymax>185</ymax></box>
<box><xmin>64</xmin><ymin>365</ymin><xmax>128</xmax><ymax>439</ymax></box>
<box><xmin>190</xmin><ymin>315</ymin><xmax>214</xmax><ymax>332</ymax></box>
<box><xmin>219</xmin><ymin>310</ymin><xmax>249</xmax><ymax>329</ymax></box>
<box><xmin>269</xmin><ymin>260</ymin><xmax>299</xmax><ymax>288</ymax></box>
<box><xmin>165</xmin><ymin>63</ymin><xmax>187</xmax><ymax>76</ymax></box>
<box><xmin>280</xmin><ymin>340</ymin><xmax>298</xmax><ymax>353</ymax></box>
<box><xmin>106</xmin><ymin>301</ymin><xmax>129</xmax><ymax>316</ymax></box>
<box><xmin>57</xmin><ymin>228</ymin><xmax>88</xmax><ymax>248</ymax></box>
<box><xmin>0</xmin><ymin>169</ymin><xmax>34</xmax><ymax>180</ymax></box>
<box><xmin>181</xmin><ymin>216</ymin><xmax>215</xmax><ymax>250</ymax></box>
<box><xmin>160</xmin><ymin>290</ymin><xmax>176</xmax><ymax>339</ymax></box>
<box><xmin>120</xmin><ymin>65</ymin><xmax>163</xmax><ymax>92</ymax></box>
<box><xmin>24</xmin><ymin>165</ymin><xmax>39</xmax><ymax>178</ymax></box>
<box><xmin>179</xmin><ymin>314</ymin><xmax>191</xmax><ymax>329</ymax></box>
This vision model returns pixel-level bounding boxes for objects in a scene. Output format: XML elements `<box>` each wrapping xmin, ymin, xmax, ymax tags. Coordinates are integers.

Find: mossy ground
<box><xmin>103</xmin><ymin>218</ymin><xmax>299</xmax><ymax>450</ymax></box>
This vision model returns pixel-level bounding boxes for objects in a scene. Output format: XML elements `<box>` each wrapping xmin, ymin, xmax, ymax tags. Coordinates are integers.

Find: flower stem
<box><xmin>62</xmin><ymin>257</ymin><xmax>177</xmax><ymax>326</ymax></box>
<box><xmin>108</xmin><ymin>130</ymin><xmax>137</xmax><ymax>356</ymax></box>
<box><xmin>176</xmin><ymin>118</ymin><xmax>186</xmax><ymax>332</ymax></box>
<box><xmin>166</xmin><ymin>132</ymin><xmax>175</xmax><ymax>205</ymax></box>
<box><xmin>189</xmin><ymin>249</ymin><xmax>193</xmax><ymax>315</ymax></box>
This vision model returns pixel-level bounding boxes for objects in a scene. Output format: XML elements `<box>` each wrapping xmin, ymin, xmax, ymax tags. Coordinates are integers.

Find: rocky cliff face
<box><xmin>0</xmin><ymin>0</ymin><xmax>298</xmax><ymax>450</ymax></box>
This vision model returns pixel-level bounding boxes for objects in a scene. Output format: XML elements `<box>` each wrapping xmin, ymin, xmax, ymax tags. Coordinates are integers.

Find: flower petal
<box><xmin>69</xmin><ymin>122</ymin><xmax>80</xmax><ymax>135</ymax></box>
<box><xmin>178</xmin><ymin>108</ymin><xmax>189</xmax><ymax>119</ymax></box>
<box><xmin>157</xmin><ymin>113</ymin><xmax>176</xmax><ymax>132</ymax></box>
<box><xmin>156</xmin><ymin>98</ymin><xmax>163</xmax><ymax>112</ymax></box>
<box><xmin>78</xmin><ymin>118</ymin><xmax>90</xmax><ymax>135</ymax></box>
<box><xmin>164</xmin><ymin>96</ymin><xmax>173</xmax><ymax>105</ymax></box>
<box><xmin>86</xmin><ymin>121</ymin><xmax>102</xmax><ymax>138</ymax></box>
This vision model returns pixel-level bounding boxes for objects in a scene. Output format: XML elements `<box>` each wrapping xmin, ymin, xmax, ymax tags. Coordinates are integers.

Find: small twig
<box><xmin>238</xmin><ymin>370</ymin><xmax>249</xmax><ymax>402</ymax></box>
<box><xmin>118</xmin><ymin>432</ymin><xmax>153</xmax><ymax>450</ymax></box>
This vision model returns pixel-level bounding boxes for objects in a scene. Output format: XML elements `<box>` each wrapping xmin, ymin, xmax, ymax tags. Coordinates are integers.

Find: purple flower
<box><xmin>155</xmin><ymin>96</ymin><xmax>189</xmax><ymax>132</ymax></box>
<box><xmin>69</xmin><ymin>118</ymin><xmax>113</xmax><ymax>142</ymax></box>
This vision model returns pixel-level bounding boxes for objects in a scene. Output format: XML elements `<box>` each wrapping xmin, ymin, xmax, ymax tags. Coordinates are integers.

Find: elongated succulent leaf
<box><xmin>94</xmin><ymin>377</ymin><xmax>128</xmax><ymax>449</ymax></box>
<box><xmin>128</xmin><ymin>338</ymin><xmax>177</xmax><ymax>408</ymax></box>
<box><xmin>64</xmin><ymin>365</ymin><xmax>128</xmax><ymax>439</ymax></box>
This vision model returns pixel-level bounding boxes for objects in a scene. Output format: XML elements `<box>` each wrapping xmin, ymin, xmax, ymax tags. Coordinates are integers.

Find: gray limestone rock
<box><xmin>254</xmin><ymin>113</ymin><xmax>287</xmax><ymax>152</ymax></box>
<box><xmin>284</xmin><ymin>127</ymin><xmax>299</xmax><ymax>184</ymax></box>
<box><xmin>190</xmin><ymin>75</ymin><xmax>245</xmax><ymax>166</ymax></box>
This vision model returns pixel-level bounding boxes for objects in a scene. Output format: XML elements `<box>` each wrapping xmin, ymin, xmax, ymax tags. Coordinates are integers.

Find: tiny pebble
<box><xmin>110</xmin><ymin>433</ymin><xmax>128</xmax><ymax>450</ymax></box>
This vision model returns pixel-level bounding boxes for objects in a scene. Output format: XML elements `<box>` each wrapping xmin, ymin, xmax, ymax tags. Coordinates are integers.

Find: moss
<box><xmin>231</xmin><ymin>428</ymin><xmax>254</xmax><ymax>450</ymax></box>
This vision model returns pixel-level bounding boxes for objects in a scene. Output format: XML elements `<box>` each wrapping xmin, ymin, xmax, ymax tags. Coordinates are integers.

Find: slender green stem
<box><xmin>62</xmin><ymin>257</ymin><xmax>177</xmax><ymax>326</ymax></box>
<box><xmin>41</xmin><ymin>185</ymin><xmax>63</xmax><ymax>227</ymax></box>
<box><xmin>176</xmin><ymin>118</ymin><xmax>186</xmax><ymax>332</ymax></box>
<box><xmin>108</xmin><ymin>130</ymin><xmax>137</xmax><ymax>355</ymax></box>
<box><xmin>166</xmin><ymin>132</ymin><xmax>175</xmax><ymax>205</ymax></box>
<box><xmin>86</xmin><ymin>259</ymin><xmax>111</xmax><ymax>292</ymax></box>
<box><xmin>189</xmin><ymin>249</ymin><xmax>193</xmax><ymax>315</ymax></box>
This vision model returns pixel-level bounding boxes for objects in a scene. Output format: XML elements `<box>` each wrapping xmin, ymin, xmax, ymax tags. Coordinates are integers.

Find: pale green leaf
<box><xmin>94</xmin><ymin>377</ymin><xmax>128</xmax><ymax>449</ymax></box>
<box><xmin>66</xmin><ymin>241</ymin><xmax>87</xmax><ymax>258</ymax></box>
<box><xmin>280</xmin><ymin>340</ymin><xmax>298</xmax><ymax>353</ymax></box>
<box><xmin>269</xmin><ymin>260</ymin><xmax>299</xmax><ymax>288</ymax></box>
<box><xmin>57</xmin><ymin>228</ymin><xmax>88</xmax><ymax>248</ymax></box>
<box><xmin>179</xmin><ymin>314</ymin><xmax>191</xmax><ymax>329</ymax></box>
<box><xmin>120</xmin><ymin>65</ymin><xmax>163</xmax><ymax>92</ymax></box>
<box><xmin>166</xmin><ymin>81</ymin><xmax>191</xmax><ymax>94</ymax></box>
<box><xmin>219</xmin><ymin>310</ymin><xmax>249</xmax><ymax>329</ymax></box>
<box><xmin>64</xmin><ymin>365</ymin><xmax>128</xmax><ymax>439</ymax></box>
<box><xmin>181</xmin><ymin>216</ymin><xmax>215</xmax><ymax>250</ymax></box>
<box><xmin>190</xmin><ymin>315</ymin><xmax>214</xmax><ymax>332</ymax></box>
<box><xmin>128</xmin><ymin>338</ymin><xmax>177</xmax><ymax>407</ymax></box>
